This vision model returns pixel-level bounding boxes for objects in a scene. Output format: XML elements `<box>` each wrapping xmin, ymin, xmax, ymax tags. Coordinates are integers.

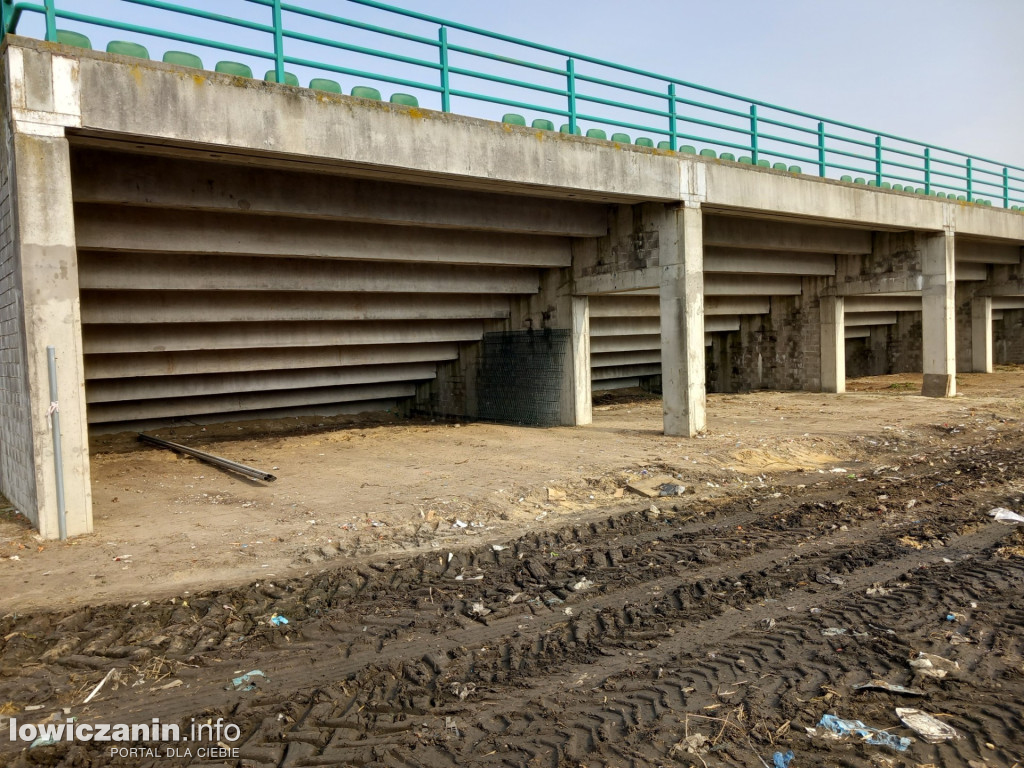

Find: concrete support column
<box><xmin>570</xmin><ymin>295</ymin><xmax>592</xmax><ymax>426</ymax></box>
<box><xmin>921</xmin><ymin>231</ymin><xmax>957</xmax><ymax>397</ymax></box>
<box><xmin>658</xmin><ymin>203</ymin><xmax>706</xmax><ymax>437</ymax></box>
<box><xmin>820</xmin><ymin>296</ymin><xmax>845</xmax><ymax>393</ymax></box>
<box><xmin>11</xmin><ymin>131</ymin><xmax>92</xmax><ymax>538</ymax></box>
<box><xmin>971</xmin><ymin>296</ymin><xmax>993</xmax><ymax>373</ymax></box>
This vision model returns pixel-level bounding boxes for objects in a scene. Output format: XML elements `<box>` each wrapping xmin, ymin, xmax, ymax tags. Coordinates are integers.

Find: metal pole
<box><xmin>924</xmin><ymin>147</ymin><xmax>931</xmax><ymax>195</ymax></box>
<box><xmin>874</xmin><ymin>135</ymin><xmax>883</xmax><ymax>186</ymax></box>
<box><xmin>749</xmin><ymin>105</ymin><xmax>758</xmax><ymax>165</ymax></box>
<box><xmin>138</xmin><ymin>434</ymin><xmax>277</xmax><ymax>482</ymax></box>
<box><xmin>272</xmin><ymin>0</ymin><xmax>285</xmax><ymax>84</ymax></box>
<box><xmin>43</xmin><ymin>0</ymin><xmax>56</xmax><ymax>42</ymax></box>
<box><xmin>566</xmin><ymin>58</ymin><xmax>577</xmax><ymax>135</ymax></box>
<box><xmin>817</xmin><ymin>121</ymin><xmax>826</xmax><ymax>177</ymax></box>
<box><xmin>966</xmin><ymin>157</ymin><xmax>973</xmax><ymax>202</ymax></box>
<box><xmin>46</xmin><ymin>346</ymin><xmax>67</xmax><ymax>541</ymax></box>
<box><xmin>1004</xmin><ymin>167</ymin><xmax>1010</xmax><ymax>209</ymax></box>
<box><xmin>438</xmin><ymin>26</ymin><xmax>450</xmax><ymax>112</ymax></box>
<box><xmin>667</xmin><ymin>83</ymin><xmax>677</xmax><ymax>151</ymax></box>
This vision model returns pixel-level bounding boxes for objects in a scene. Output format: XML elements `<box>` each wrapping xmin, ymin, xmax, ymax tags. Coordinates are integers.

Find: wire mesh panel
<box><xmin>477</xmin><ymin>329</ymin><xmax>569</xmax><ymax>426</ymax></box>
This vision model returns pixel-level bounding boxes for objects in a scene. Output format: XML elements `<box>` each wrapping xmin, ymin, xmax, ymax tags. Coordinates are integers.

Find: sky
<box><xmin>13</xmin><ymin>0</ymin><xmax>1024</xmax><ymax>192</ymax></box>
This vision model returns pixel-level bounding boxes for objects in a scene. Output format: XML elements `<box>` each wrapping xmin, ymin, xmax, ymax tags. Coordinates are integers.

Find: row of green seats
<box><xmin>55</xmin><ymin>29</ymin><xmax>419</xmax><ymax>106</ymax></box>
<box><xmin>836</xmin><ymin>173</ymin><xmax>999</xmax><ymax>205</ymax></box>
<box><xmin>499</xmin><ymin>113</ymin><xmax>804</xmax><ymax>172</ymax></box>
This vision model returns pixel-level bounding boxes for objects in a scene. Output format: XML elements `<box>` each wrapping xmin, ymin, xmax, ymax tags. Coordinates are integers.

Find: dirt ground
<box><xmin>1</xmin><ymin>367</ymin><xmax>1024</xmax><ymax>767</ymax></box>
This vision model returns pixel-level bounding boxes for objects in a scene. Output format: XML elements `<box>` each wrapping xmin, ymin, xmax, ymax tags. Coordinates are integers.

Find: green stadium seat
<box><xmin>679</xmin><ymin>145</ymin><xmax>697</xmax><ymax>154</ymax></box>
<box><xmin>756</xmin><ymin>159</ymin><xmax>770</xmax><ymax>167</ymax></box>
<box><xmin>719</xmin><ymin>152</ymin><xmax>736</xmax><ymax>161</ymax></box>
<box><xmin>788</xmin><ymin>165</ymin><xmax>801</xmax><ymax>173</ymax></box>
<box><xmin>854</xmin><ymin>177</ymin><xmax>866</xmax><ymax>184</ymax></box>
<box><xmin>531</xmin><ymin>118</ymin><xmax>554</xmax><ymax>130</ymax></box>
<box><xmin>264</xmin><ymin>70</ymin><xmax>300</xmax><ymax>86</ymax></box>
<box><xmin>892</xmin><ymin>184</ymin><xmax>904</xmax><ymax>192</ymax></box>
<box><xmin>880</xmin><ymin>182</ymin><xmax>891</xmax><ymax>189</ymax></box>
<box><xmin>352</xmin><ymin>85</ymin><xmax>382</xmax><ymax>101</ymax></box>
<box><xmin>56</xmin><ymin>30</ymin><xmax>92</xmax><ymax>49</ymax></box>
<box><xmin>936</xmin><ymin>192</ymin><xmax>946</xmax><ymax>198</ymax></box>
<box><xmin>657</xmin><ymin>141</ymin><xmax>673</xmax><ymax>150</ymax></box>
<box><xmin>635</xmin><ymin>137</ymin><xmax>655</xmax><ymax>148</ymax></box>
<box><xmin>106</xmin><ymin>41</ymin><xmax>149</xmax><ymax>59</ymax></box>
<box><xmin>772</xmin><ymin>162</ymin><xmax>787</xmax><ymax>171</ymax></box>
<box><xmin>840</xmin><ymin>175</ymin><xmax>853</xmax><ymax>182</ymax></box>
<box><xmin>738</xmin><ymin>156</ymin><xmax>753</xmax><ymax>164</ymax></box>
<box><xmin>310</xmin><ymin>78</ymin><xmax>342</xmax><ymax>93</ymax></box>
<box><xmin>915</xmin><ymin>188</ymin><xmax>926</xmax><ymax>195</ymax></box>
<box><xmin>391</xmin><ymin>93</ymin><xmax>420</xmax><ymax>107</ymax></box>
<box><xmin>502</xmin><ymin>113</ymin><xmax>526</xmax><ymax>126</ymax></box>
<box><xmin>867</xmin><ymin>180</ymin><xmax>878</xmax><ymax>186</ymax></box>
<box><xmin>559</xmin><ymin>124</ymin><xmax>582</xmax><ymax>135</ymax></box>
<box><xmin>216</xmin><ymin>61</ymin><xmax>253</xmax><ymax>78</ymax></box>
<box><xmin>586</xmin><ymin>128</ymin><xmax>607</xmax><ymax>140</ymax></box>
<box><xmin>699</xmin><ymin>148</ymin><xmax>717</xmax><ymax>158</ymax></box>
<box><xmin>163</xmin><ymin>51</ymin><xmax>203</xmax><ymax>68</ymax></box>
<box><xmin>610</xmin><ymin>132</ymin><xmax>630</xmax><ymax>143</ymax></box>
<box><xmin>956</xmin><ymin>195</ymin><xmax>966</xmax><ymax>201</ymax></box>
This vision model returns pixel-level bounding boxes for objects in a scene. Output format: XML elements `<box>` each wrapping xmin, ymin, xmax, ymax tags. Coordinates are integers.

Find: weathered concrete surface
<box><xmin>820</xmin><ymin>296</ymin><xmax>845</xmax><ymax>394</ymax></box>
<box><xmin>659</xmin><ymin>204</ymin><xmax>706</xmax><ymax>436</ymax></box>
<box><xmin>921</xmin><ymin>232</ymin><xmax>957</xmax><ymax>397</ymax></box>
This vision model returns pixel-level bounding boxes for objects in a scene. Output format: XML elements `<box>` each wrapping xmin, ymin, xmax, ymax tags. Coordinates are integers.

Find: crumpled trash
<box><xmin>773</xmin><ymin>749</ymin><xmax>794</xmax><ymax>768</ymax></box>
<box><xmin>988</xmin><ymin>507</ymin><xmax>1024</xmax><ymax>524</ymax></box>
<box><xmin>909</xmin><ymin>651</ymin><xmax>959</xmax><ymax>679</ymax></box>
<box><xmin>270</xmin><ymin>614</ymin><xmax>289</xmax><ymax>626</ymax></box>
<box><xmin>852</xmin><ymin>680</ymin><xmax>925</xmax><ymax>695</ymax></box>
<box><xmin>811</xmin><ymin>714</ymin><xmax>912</xmax><ymax>751</ymax></box>
<box><xmin>227</xmin><ymin>669</ymin><xmax>267</xmax><ymax>691</ymax></box>
<box><xmin>658</xmin><ymin>483</ymin><xmax>686</xmax><ymax>496</ymax></box>
<box><xmin>821</xmin><ymin>627</ymin><xmax>847</xmax><ymax>637</ymax></box>
<box><xmin>895</xmin><ymin>707</ymin><xmax>960</xmax><ymax>743</ymax></box>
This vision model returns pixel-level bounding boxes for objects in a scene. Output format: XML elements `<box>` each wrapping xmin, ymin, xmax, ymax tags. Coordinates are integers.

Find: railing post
<box><xmin>874</xmin><ymin>135</ymin><xmax>883</xmax><ymax>186</ymax></box>
<box><xmin>817</xmin><ymin>121</ymin><xmax>826</xmax><ymax>177</ymax></box>
<box><xmin>1004</xmin><ymin>167</ymin><xmax>1010</xmax><ymax>208</ymax></box>
<box><xmin>438</xmin><ymin>26</ymin><xmax>450</xmax><ymax>112</ymax></box>
<box><xmin>667</xmin><ymin>83</ymin><xmax>677</xmax><ymax>151</ymax></box>
<box><xmin>924</xmin><ymin>147</ymin><xmax>931</xmax><ymax>195</ymax></box>
<box><xmin>272</xmin><ymin>0</ymin><xmax>285</xmax><ymax>84</ymax></box>
<box><xmin>749</xmin><ymin>105</ymin><xmax>758</xmax><ymax>165</ymax></box>
<box><xmin>1</xmin><ymin>0</ymin><xmax>9</xmax><ymax>37</ymax></box>
<box><xmin>966</xmin><ymin>158</ymin><xmax>973</xmax><ymax>202</ymax></box>
<box><xmin>566</xmin><ymin>58</ymin><xmax>577</xmax><ymax>134</ymax></box>
<box><xmin>43</xmin><ymin>0</ymin><xmax>57</xmax><ymax>41</ymax></box>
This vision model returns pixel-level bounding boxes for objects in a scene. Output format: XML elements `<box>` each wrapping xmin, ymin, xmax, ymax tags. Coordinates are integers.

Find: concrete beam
<box><xmin>592</xmin><ymin>377</ymin><xmax>641</xmax><ymax>391</ymax></box>
<box><xmin>820</xmin><ymin>296</ymin><xmax>845</xmax><ymax>393</ymax></box>
<box><xmin>703</xmin><ymin>215</ymin><xmax>871</xmax><ymax>254</ymax></box>
<box><xmin>921</xmin><ymin>232</ymin><xmax>957</xmax><ymax>397</ymax></box>
<box><xmin>955</xmin><ymin>240</ymin><xmax>1022</xmax><ymax>264</ymax></box>
<box><xmin>591</xmin><ymin>335</ymin><xmax>661</xmax><ymax>354</ymax></box>
<box><xmin>78</xmin><ymin>252</ymin><xmax>541</xmax><ymax>295</ymax></box>
<box><xmin>87</xmin><ymin>382</ymin><xmax>417</xmax><ymax>424</ymax></box>
<box><xmin>955</xmin><ymin>262</ymin><xmax>988</xmax><ymax>281</ymax></box>
<box><xmin>571</xmin><ymin>296</ymin><xmax>593</xmax><ymax>426</ymax></box>
<box><xmin>591</xmin><ymin>350</ymin><xmax>661</xmax><ymax>368</ymax></box>
<box><xmin>660</xmin><ymin>204</ymin><xmax>706</xmax><ymax>437</ymax></box>
<box><xmin>844</xmin><ymin>295</ymin><xmax>921</xmax><ymax>313</ymax></box>
<box><xmin>83</xmin><ymin>320</ymin><xmax>486</xmax><ymax>354</ymax></box>
<box><xmin>993</xmin><ymin>297</ymin><xmax>1024</xmax><ymax>310</ymax></box>
<box><xmin>87</xmin><ymin>362</ymin><xmax>436</xmax><ymax>403</ymax></box>
<box><xmin>81</xmin><ymin>291</ymin><xmax>512</xmax><ymax>324</ymax></box>
<box><xmin>704</xmin><ymin>248</ymin><xmax>836</xmax><ymax>276</ymax></box>
<box><xmin>591</xmin><ymin>315</ymin><xmax>739</xmax><ymax>336</ymax></box>
<box><xmin>84</xmin><ymin>343</ymin><xmax>459</xmax><ymax>379</ymax></box>
<box><xmin>844</xmin><ymin>327</ymin><xmax>871</xmax><ymax>339</ymax></box>
<box><xmin>707</xmin><ymin>274</ymin><xmax>803</xmax><ymax>296</ymax></box>
<box><xmin>70</xmin><ymin>149</ymin><xmax>609</xmax><ymax>237</ymax></box>
<box><xmin>588</xmin><ymin>294</ymin><xmax>769</xmax><ymax>318</ymax></box>
<box><xmin>592</xmin><ymin>364</ymin><xmax>661</xmax><ymax>381</ymax></box>
<box><xmin>845</xmin><ymin>312</ymin><xmax>898</xmax><ymax>327</ymax></box>
<box><xmin>75</xmin><ymin>204</ymin><xmax>572</xmax><ymax>268</ymax></box>
<box><xmin>971</xmin><ymin>296</ymin><xmax>993</xmax><ymax>373</ymax></box>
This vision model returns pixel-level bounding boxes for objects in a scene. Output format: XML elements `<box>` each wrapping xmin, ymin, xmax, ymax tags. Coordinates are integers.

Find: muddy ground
<box><xmin>2</xmin><ymin>369</ymin><xmax>1024</xmax><ymax>767</ymax></box>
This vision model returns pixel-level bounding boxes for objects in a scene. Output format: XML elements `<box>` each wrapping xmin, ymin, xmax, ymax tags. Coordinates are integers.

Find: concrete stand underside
<box><xmin>2</xmin><ymin>37</ymin><xmax>1023</xmax><ymax>537</ymax></box>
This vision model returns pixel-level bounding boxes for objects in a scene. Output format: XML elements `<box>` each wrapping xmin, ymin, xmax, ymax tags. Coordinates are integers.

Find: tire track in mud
<box><xmin>3</xmin><ymin>442</ymin><xmax>1022</xmax><ymax>767</ymax></box>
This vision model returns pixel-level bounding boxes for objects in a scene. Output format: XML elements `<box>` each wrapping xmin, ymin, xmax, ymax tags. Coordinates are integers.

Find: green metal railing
<box><xmin>3</xmin><ymin>0</ymin><xmax>1023</xmax><ymax>209</ymax></box>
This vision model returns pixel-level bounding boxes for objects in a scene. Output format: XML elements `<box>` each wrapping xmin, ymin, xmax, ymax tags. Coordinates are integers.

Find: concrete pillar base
<box><xmin>922</xmin><ymin>373</ymin><xmax>955</xmax><ymax>398</ymax></box>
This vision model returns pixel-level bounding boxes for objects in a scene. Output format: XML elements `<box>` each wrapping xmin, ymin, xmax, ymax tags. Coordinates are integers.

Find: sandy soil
<box><xmin>1</xmin><ymin>368</ymin><xmax>1024</xmax><ymax>767</ymax></box>
<box><xmin>2</xmin><ymin>368</ymin><xmax>1024</xmax><ymax>613</ymax></box>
